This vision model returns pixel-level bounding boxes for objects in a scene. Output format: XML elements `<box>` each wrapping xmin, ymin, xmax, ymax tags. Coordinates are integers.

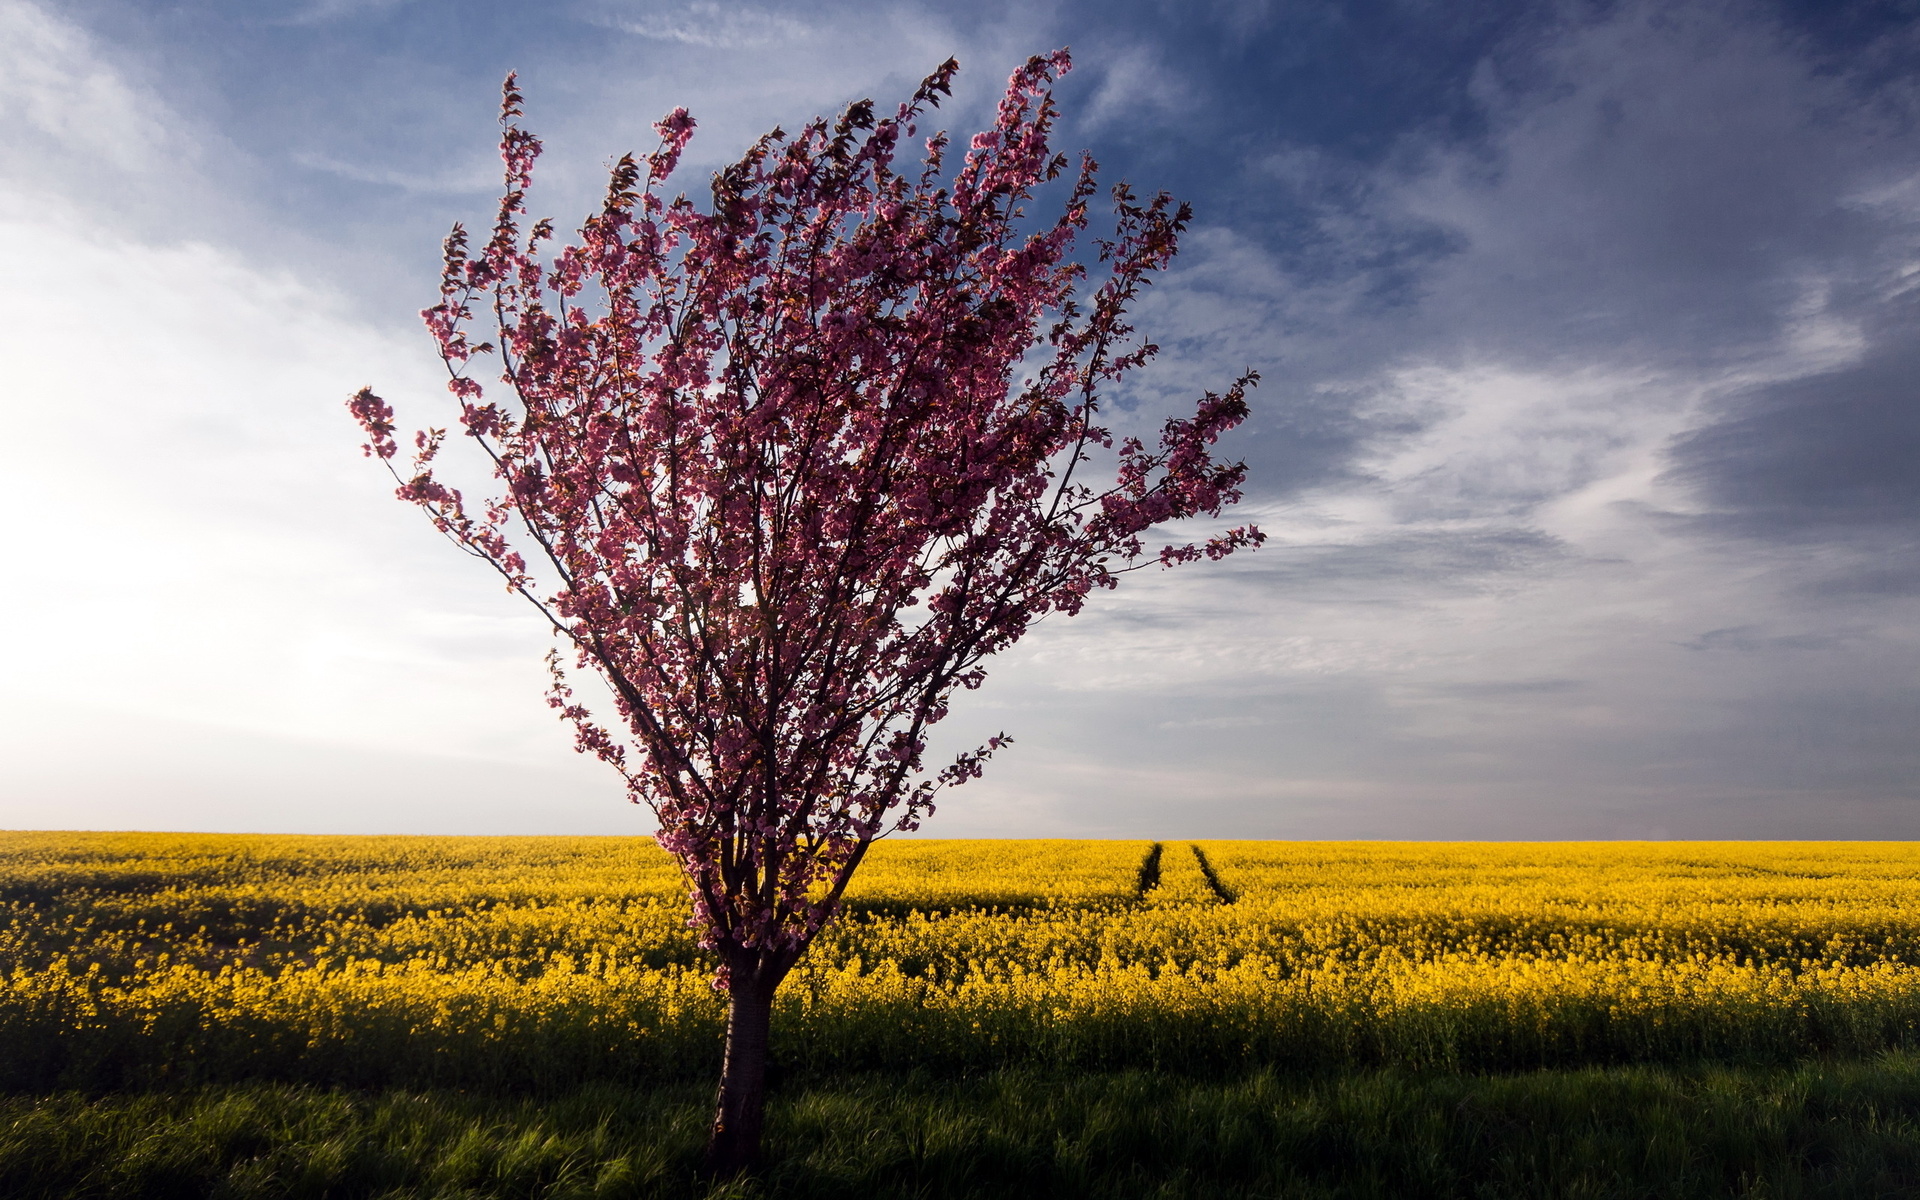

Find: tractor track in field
<box><xmin>1134</xmin><ymin>842</ymin><xmax>1164</xmax><ymax>899</ymax></box>
<box><xmin>1191</xmin><ymin>844</ymin><xmax>1237</xmax><ymax>904</ymax></box>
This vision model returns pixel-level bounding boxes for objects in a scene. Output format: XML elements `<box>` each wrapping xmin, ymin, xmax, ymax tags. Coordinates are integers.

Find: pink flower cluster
<box><xmin>349</xmin><ymin>52</ymin><xmax>1260</xmax><ymax>987</ymax></box>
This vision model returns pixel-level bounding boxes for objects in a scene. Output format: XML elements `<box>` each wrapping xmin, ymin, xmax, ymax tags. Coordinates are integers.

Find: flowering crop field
<box><xmin>5</xmin><ymin>833</ymin><xmax>1920</xmax><ymax>1093</ymax></box>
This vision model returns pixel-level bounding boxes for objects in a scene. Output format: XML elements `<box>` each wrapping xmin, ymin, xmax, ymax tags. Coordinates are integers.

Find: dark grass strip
<box><xmin>5</xmin><ymin>1057</ymin><xmax>1920</xmax><ymax>1199</ymax></box>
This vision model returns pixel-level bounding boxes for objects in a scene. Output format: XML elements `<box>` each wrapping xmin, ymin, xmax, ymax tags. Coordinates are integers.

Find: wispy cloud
<box><xmin>586</xmin><ymin>1</ymin><xmax>812</xmax><ymax>49</ymax></box>
<box><xmin>0</xmin><ymin>0</ymin><xmax>180</xmax><ymax>185</ymax></box>
<box><xmin>291</xmin><ymin>149</ymin><xmax>499</xmax><ymax>195</ymax></box>
<box><xmin>278</xmin><ymin>0</ymin><xmax>415</xmax><ymax>27</ymax></box>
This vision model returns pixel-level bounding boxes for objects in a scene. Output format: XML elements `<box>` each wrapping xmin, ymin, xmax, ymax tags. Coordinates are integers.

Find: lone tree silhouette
<box><xmin>349</xmin><ymin>50</ymin><xmax>1260</xmax><ymax>1175</ymax></box>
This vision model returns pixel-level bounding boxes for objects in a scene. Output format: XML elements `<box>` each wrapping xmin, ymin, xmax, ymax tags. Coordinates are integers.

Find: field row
<box><xmin>5</xmin><ymin>833</ymin><xmax>1920</xmax><ymax>1089</ymax></box>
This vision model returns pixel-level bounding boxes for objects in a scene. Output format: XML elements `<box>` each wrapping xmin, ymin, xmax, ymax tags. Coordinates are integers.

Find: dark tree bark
<box><xmin>705</xmin><ymin>958</ymin><xmax>785</xmax><ymax>1176</ymax></box>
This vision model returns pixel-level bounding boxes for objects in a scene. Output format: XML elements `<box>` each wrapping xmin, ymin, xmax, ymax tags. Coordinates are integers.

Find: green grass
<box><xmin>6</xmin><ymin>1057</ymin><xmax>1920</xmax><ymax>1199</ymax></box>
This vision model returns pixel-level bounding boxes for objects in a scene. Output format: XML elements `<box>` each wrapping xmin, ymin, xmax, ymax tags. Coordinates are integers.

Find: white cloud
<box><xmin>290</xmin><ymin>149</ymin><xmax>499</xmax><ymax>195</ymax></box>
<box><xmin>591</xmin><ymin>1</ymin><xmax>811</xmax><ymax>49</ymax></box>
<box><xmin>924</xmin><ymin>0</ymin><xmax>1920</xmax><ymax>838</ymax></box>
<box><xmin>0</xmin><ymin>0</ymin><xmax>179</xmax><ymax>184</ymax></box>
<box><xmin>0</xmin><ymin>204</ymin><xmax>606</xmax><ymax>767</ymax></box>
<box><xmin>0</xmin><ymin>4</ymin><xmax>630</xmax><ymax>832</ymax></box>
<box><xmin>280</xmin><ymin>0</ymin><xmax>415</xmax><ymax>26</ymax></box>
<box><xmin>1081</xmin><ymin>42</ymin><xmax>1196</xmax><ymax>129</ymax></box>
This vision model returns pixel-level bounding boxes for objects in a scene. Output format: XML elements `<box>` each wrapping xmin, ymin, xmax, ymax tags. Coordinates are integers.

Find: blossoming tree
<box><xmin>349</xmin><ymin>51</ymin><xmax>1259</xmax><ymax>1173</ymax></box>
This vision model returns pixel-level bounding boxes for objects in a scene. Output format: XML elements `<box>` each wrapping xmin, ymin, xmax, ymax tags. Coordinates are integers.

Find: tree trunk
<box><xmin>705</xmin><ymin>967</ymin><xmax>779</xmax><ymax>1177</ymax></box>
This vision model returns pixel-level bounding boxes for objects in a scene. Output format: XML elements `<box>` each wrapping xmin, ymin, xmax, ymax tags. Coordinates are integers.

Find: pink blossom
<box><xmin>347</xmin><ymin>51</ymin><xmax>1259</xmax><ymax>1173</ymax></box>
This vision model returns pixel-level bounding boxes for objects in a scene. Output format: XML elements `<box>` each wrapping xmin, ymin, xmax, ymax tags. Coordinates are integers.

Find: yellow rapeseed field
<box><xmin>3</xmin><ymin>833</ymin><xmax>1918</xmax><ymax>1089</ymax></box>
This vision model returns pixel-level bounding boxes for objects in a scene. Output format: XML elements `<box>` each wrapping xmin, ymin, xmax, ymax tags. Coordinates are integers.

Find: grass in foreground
<box><xmin>5</xmin><ymin>1057</ymin><xmax>1920</xmax><ymax>1199</ymax></box>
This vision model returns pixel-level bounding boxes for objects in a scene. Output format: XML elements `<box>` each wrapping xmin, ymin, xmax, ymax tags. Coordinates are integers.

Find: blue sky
<box><xmin>2</xmin><ymin>0</ymin><xmax>1917</xmax><ymax>838</ymax></box>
